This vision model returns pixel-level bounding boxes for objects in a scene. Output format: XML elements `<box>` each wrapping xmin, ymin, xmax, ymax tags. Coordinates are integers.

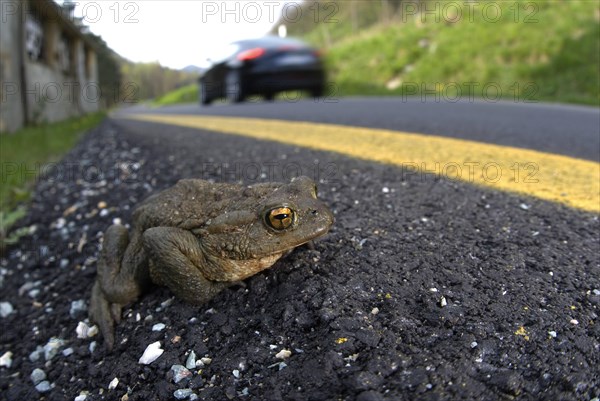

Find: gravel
<box><xmin>0</xmin><ymin>118</ymin><xmax>598</xmax><ymax>400</ymax></box>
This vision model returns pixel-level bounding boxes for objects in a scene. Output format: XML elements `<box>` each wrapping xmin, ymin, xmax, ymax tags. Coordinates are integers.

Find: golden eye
<box><xmin>266</xmin><ymin>207</ymin><xmax>295</xmax><ymax>230</ymax></box>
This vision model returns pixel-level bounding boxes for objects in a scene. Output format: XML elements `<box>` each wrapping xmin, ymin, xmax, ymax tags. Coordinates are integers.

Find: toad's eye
<box><xmin>265</xmin><ymin>207</ymin><xmax>295</xmax><ymax>230</ymax></box>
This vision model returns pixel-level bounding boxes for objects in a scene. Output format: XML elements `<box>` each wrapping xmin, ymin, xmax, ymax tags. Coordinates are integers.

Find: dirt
<box><xmin>0</xmin><ymin>118</ymin><xmax>598</xmax><ymax>401</ymax></box>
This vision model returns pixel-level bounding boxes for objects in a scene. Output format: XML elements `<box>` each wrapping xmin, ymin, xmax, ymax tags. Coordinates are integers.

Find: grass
<box><xmin>153</xmin><ymin>84</ymin><xmax>198</xmax><ymax>106</ymax></box>
<box><xmin>0</xmin><ymin>112</ymin><xmax>106</xmax><ymax>212</ymax></box>
<box><xmin>314</xmin><ymin>0</ymin><xmax>599</xmax><ymax>106</ymax></box>
<box><xmin>0</xmin><ymin>111</ymin><xmax>106</xmax><ymax>249</ymax></box>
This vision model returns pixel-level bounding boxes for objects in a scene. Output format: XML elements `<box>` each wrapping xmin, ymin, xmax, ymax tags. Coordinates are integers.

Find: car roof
<box><xmin>232</xmin><ymin>36</ymin><xmax>309</xmax><ymax>49</ymax></box>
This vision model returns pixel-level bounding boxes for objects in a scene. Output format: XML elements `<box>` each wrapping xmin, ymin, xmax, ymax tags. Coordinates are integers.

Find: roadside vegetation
<box><xmin>153</xmin><ymin>84</ymin><xmax>198</xmax><ymax>106</ymax></box>
<box><xmin>0</xmin><ymin>112</ymin><xmax>106</xmax><ymax>248</ymax></box>
<box><xmin>282</xmin><ymin>0</ymin><xmax>600</xmax><ymax>106</ymax></box>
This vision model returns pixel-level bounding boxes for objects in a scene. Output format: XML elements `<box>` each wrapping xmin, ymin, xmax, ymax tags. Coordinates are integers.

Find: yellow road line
<box><xmin>124</xmin><ymin>114</ymin><xmax>600</xmax><ymax>213</ymax></box>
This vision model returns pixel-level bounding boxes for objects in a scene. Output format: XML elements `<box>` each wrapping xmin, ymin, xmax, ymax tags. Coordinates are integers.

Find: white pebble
<box><xmin>200</xmin><ymin>357</ymin><xmax>212</xmax><ymax>366</ymax></box>
<box><xmin>0</xmin><ymin>302</ymin><xmax>14</xmax><ymax>318</ymax></box>
<box><xmin>593</xmin><ymin>289</ymin><xmax>600</xmax><ymax>296</ymax></box>
<box><xmin>31</xmin><ymin>368</ymin><xmax>46</xmax><ymax>385</ymax></box>
<box><xmin>429</xmin><ymin>288</ymin><xmax>438</xmax><ymax>293</ymax></box>
<box><xmin>108</xmin><ymin>377</ymin><xmax>119</xmax><ymax>390</ymax></box>
<box><xmin>570</xmin><ymin>319</ymin><xmax>579</xmax><ymax>325</ymax></box>
<box><xmin>69</xmin><ymin>300</ymin><xmax>87</xmax><ymax>318</ymax></box>
<box><xmin>112</xmin><ymin>218</ymin><xmax>122</xmax><ymax>225</ymax></box>
<box><xmin>470</xmin><ymin>342</ymin><xmax>478</xmax><ymax>348</ymax></box>
<box><xmin>0</xmin><ymin>351</ymin><xmax>13</xmax><ymax>368</ymax></box>
<box><xmin>62</xmin><ymin>348</ymin><xmax>74</xmax><ymax>357</ymax></box>
<box><xmin>152</xmin><ymin>323</ymin><xmax>166</xmax><ymax>332</ymax></box>
<box><xmin>35</xmin><ymin>381</ymin><xmax>52</xmax><ymax>393</ymax></box>
<box><xmin>99</xmin><ymin>209</ymin><xmax>109</xmax><ymax>217</ymax></box>
<box><xmin>548</xmin><ymin>331</ymin><xmax>557</xmax><ymax>338</ymax></box>
<box><xmin>269</xmin><ymin>344</ymin><xmax>278</xmax><ymax>350</ymax></box>
<box><xmin>370</xmin><ymin>307</ymin><xmax>379</xmax><ymax>315</ymax></box>
<box><xmin>89</xmin><ymin>341</ymin><xmax>97</xmax><ymax>353</ymax></box>
<box><xmin>382</xmin><ymin>187</ymin><xmax>390</xmax><ymax>193</ymax></box>
<box><xmin>44</xmin><ymin>337</ymin><xmax>65</xmax><ymax>361</ymax></box>
<box><xmin>74</xmin><ymin>393</ymin><xmax>88</xmax><ymax>401</ymax></box>
<box><xmin>185</xmin><ymin>351</ymin><xmax>197</xmax><ymax>369</ymax></box>
<box><xmin>440</xmin><ymin>296</ymin><xmax>447</xmax><ymax>307</ymax></box>
<box><xmin>275</xmin><ymin>349</ymin><xmax>292</xmax><ymax>360</ymax></box>
<box><xmin>139</xmin><ymin>341</ymin><xmax>164</xmax><ymax>364</ymax></box>
<box><xmin>174</xmin><ymin>389</ymin><xmax>194</xmax><ymax>400</ymax></box>
<box><xmin>76</xmin><ymin>322</ymin><xmax>98</xmax><ymax>338</ymax></box>
<box><xmin>233</xmin><ymin>369</ymin><xmax>240</xmax><ymax>378</ymax></box>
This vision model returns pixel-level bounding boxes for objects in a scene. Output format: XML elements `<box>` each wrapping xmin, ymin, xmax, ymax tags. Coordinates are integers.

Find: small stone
<box><xmin>76</xmin><ymin>321</ymin><xmax>98</xmax><ymax>338</ymax></box>
<box><xmin>440</xmin><ymin>296</ymin><xmax>447</xmax><ymax>307</ymax></box>
<box><xmin>99</xmin><ymin>209</ymin><xmax>109</xmax><ymax>217</ymax></box>
<box><xmin>0</xmin><ymin>302</ymin><xmax>14</xmax><ymax>318</ymax></box>
<box><xmin>89</xmin><ymin>341</ymin><xmax>97</xmax><ymax>353</ymax></box>
<box><xmin>470</xmin><ymin>342</ymin><xmax>478</xmax><ymax>348</ymax></box>
<box><xmin>60</xmin><ymin>258</ymin><xmax>70</xmax><ymax>268</ymax></box>
<box><xmin>570</xmin><ymin>319</ymin><xmax>579</xmax><ymax>325</ymax></box>
<box><xmin>29</xmin><ymin>346</ymin><xmax>43</xmax><ymax>362</ymax></box>
<box><xmin>170</xmin><ymin>364</ymin><xmax>192</xmax><ymax>383</ymax></box>
<box><xmin>185</xmin><ymin>351</ymin><xmax>197</xmax><ymax>369</ymax></box>
<box><xmin>200</xmin><ymin>357</ymin><xmax>212</xmax><ymax>366</ymax></box>
<box><xmin>519</xmin><ymin>203</ymin><xmax>530</xmax><ymax>210</ymax></box>
<box><xmin>370</xmin><ymin>307</ymin><xmax>379</xmax><ymax>315</ymax></box>
<box><xmin>70</xmin><ymin>300</ymin><xmax>87</xmax><ymax>318</ymax></box>
<box><xmin>44</xmin><ymin>337</ymin><xmax>65</xmax><ymax>361</ymax></box>
<box><xmin>174</xmin><ymin>389</ymin><xmax>194</xmax><ymax>399</ymax></box>
<box><xmin>62</xmin><ymin>347</ymin><xmax>74</xmax><ymax>357</ymax></box>
<box><xmin>35</xmin><ymin>380</ymin><xmax>52</xmax><ymax>393</ymax></box>
<box><xmin>74</xmin><ymin>393</ymin><xmax>88</xmax><ymax>401</ymax></box>
<box><xmin>593</xmin><ymin>289</ymin><xmax>600</xmax><ymax>296</ymax></box>
<box><xmin>112</xmin><ymin>218</ymin><xmax>122</xmax><ymax>225</ymax></box>
<box><xmin>232</xmin><ymin>369</ymin><xmax>240</xmax><ymax>378</ymax></box>
<box><xmin>139</xmin><ymin>341</ymin><xmax>164</xmax><ymax>364</ymax></box>
<box><xmin>97</xmin><ymin>201</ymin><xmax>107</xmax><ymax>209</ymax></box>
<box><xmin>108</xmin><ymin>377</ymin><xmax>119</xmax><ymax>390</ymax></box>
<box><xmin>382</xmin><ymin>187</ymin><xmax>390</xmax><ymax>193</ymax></box>
<box><xmin>548</xmin><ymin>331</ymin><xmax>557</xmax><ymax>338</ymax></box>
<box><xmin>152</xmin><ymin>323</ymin><xmax>166</xmax><ymax>332</ymax></box>
<box><xmin>189</xmin><ymin>394</ymin><xmax>199</xmax><ymax>401</ymax></box>
<box><xmin>0</xmin><ymin>351</ymin><xmax>13</xmax><ymax>368</ymax></box>
<box><xmin>275</xmin><ymin>349</ymin><xmax>292</xmax><ymax>359</ymax></box>
<box><xmin>31</xmin><ymin>368</ymin><xmax>47</xmax><ymax>384</ymax></box>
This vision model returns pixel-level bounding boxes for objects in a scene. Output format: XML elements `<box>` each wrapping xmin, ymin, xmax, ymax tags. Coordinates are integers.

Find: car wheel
<box><xmin>310</xmin><ymin>86</ymin><xmax>324</xmax><ymax>98</ymax></box>
<box><xmin>200</xmin><ymin>84</ymin><xmax>212</xmax><ymax>106</ymax></box>
<box><xmin>226</xmin><ymin>70</ymin><xmax>245</xmax><ymax>103</ymax></box>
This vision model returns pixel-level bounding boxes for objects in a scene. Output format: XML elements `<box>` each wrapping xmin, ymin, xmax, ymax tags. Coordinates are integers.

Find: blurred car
<box><xmin>198</xmin><ymin>36</ymin><xmax>325</xmax><ymax>105</ymax></box>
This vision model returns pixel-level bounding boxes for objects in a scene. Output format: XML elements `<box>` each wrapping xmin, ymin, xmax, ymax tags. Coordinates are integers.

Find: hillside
<box><xmin>276</xmin><ymin>0</ymin><xmax>599</xmax><ymax>105</ymax></box>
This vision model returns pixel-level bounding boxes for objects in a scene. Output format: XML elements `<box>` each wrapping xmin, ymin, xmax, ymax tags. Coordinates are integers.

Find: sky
<box><xmin>62</xmin><ymin>1</ymin><xmax>293</xmax><ymax>69</ymax></box>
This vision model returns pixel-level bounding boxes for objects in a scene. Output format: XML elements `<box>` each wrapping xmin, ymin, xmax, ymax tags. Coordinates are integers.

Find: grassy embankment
<box><xmin>158</xmin><ymin>1</ymin><xmax>599</xmax><ymax>106</ymax></box>
<box><xmin>309</xmin><ymin>0</ymin><xmax>600</xmax><ymax>105</ymax></box>
<box><xmin>0</xmin><ymin>112</ymin><xmax>106</xmax><ymax>245</ymax></box>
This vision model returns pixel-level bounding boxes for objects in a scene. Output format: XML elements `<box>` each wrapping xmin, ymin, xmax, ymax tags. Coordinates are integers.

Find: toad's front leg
<box><xmin>142</xmin><ymin>227</ymin><xmax>232</xmax><ymax>305</ymax></box>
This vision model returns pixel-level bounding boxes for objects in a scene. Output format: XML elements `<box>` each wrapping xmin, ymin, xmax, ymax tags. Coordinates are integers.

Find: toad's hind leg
<box><xmin>90</xmin><ymin>224</ymin><xmax>150</xmax><ymax>350</ymax></box>
<box><xmin>96</xmin><ymin>224</ymin><xmax>151</xmax><ymax>304</ymax></box>
<box><xmin>143</xmin><ymin>227</ymin><xmax>231</xmax><ymax>305</ymax></box>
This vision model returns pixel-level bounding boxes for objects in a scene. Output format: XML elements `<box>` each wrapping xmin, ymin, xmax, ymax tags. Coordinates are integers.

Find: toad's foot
<box><xmin>89</xmin><ymin>281</ymin><xmax>123</xmax><ymax>351</ymax></box>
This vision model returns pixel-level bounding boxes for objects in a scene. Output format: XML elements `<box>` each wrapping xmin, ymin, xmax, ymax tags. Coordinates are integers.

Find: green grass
<box><xmin>153</xmin><ymin>84</ymin><xmax>199</xmax><ymax>106</ymax></box>
<box><xmin>0</xmin><ymin>112</ymin><xmax>106</xmax><ymax>213</ymax></box>
<box><xmin>314</xmin><ymin>1</ymin><xmax>600</xmax><ymax>106</ymax></box>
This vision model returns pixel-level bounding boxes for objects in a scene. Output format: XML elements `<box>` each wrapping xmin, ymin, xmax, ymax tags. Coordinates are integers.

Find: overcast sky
<box><xmin>63</xmin><ymin>1</ymin><xmax>293</xmax><ymax>69</ymax></box>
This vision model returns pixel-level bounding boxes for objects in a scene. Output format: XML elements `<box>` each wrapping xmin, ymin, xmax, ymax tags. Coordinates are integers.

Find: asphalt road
<box><xmin>122</xmin><ymin>97</ymin><xmax>600</xmax><ymax>162</ymax></box>
<box><xmin>1</xmin><ymin>98</ymin><xmax>599</xmax><ymax>401</ymax></box>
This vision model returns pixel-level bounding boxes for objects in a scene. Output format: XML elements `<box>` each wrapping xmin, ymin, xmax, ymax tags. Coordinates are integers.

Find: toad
<box><xmin>89</xmin><ymin>176</ymin><xmax>334</xmax><ymax>350</ymax></box>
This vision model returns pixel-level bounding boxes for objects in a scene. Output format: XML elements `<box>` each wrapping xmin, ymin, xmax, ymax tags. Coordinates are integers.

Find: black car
<box><xmin>198</xmin><ymin>36</ymin><xmax>325</xmax><ymax>105</ymax></box>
